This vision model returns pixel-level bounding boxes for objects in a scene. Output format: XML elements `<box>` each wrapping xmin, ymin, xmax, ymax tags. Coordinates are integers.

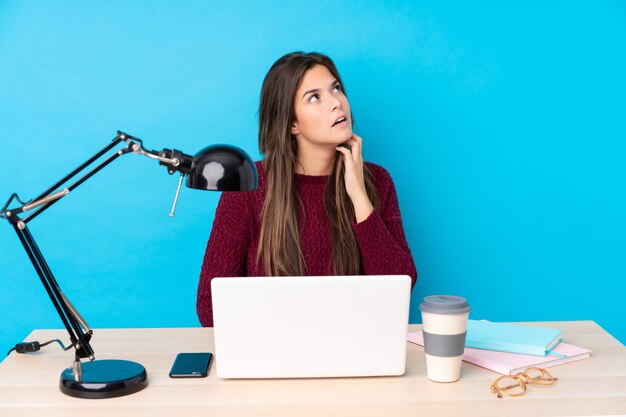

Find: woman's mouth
<box><xmin>332</xmin><ymin>116</ymin><xmax>347</xmax><ymax>127</ymax></box>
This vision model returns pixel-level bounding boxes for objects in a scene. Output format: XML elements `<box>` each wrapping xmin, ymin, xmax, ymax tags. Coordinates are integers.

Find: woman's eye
<box><xmin>332</xmin><ymin>84</ymin><xmax>342</xmax><ymax>93</ymax></box>
<box><xmin>309</xmin><ymin>94</ymin><xmax>319</xmax><ymax>103</ymax></box>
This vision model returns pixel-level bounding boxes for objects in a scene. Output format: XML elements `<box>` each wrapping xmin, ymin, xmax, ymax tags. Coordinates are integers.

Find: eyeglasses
<box><xmin>490</xmin><ymin>367</ymin><xmax>558</xmax><ymax>399</ymax></box>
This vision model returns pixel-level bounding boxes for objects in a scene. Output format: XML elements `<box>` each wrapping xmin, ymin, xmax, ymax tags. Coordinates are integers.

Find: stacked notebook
<box><xmin>465</xmin><ymin>319</ymin><xmax>563</xmax><ymax>356</ymax></box>
<box><xmin>408</xmin><ymin>320</ymin><xmax>591</xmax><ymax>375</ymax></box>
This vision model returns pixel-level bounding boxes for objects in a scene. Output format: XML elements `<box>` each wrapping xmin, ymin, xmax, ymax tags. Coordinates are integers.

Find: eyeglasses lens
<box><xmin>495</xmin><ymin>377</ymin><xmax>526</xmax><ymax>396</ymax></box>
<box><xmin>524</xmin><ymin>368</ymin><xmax>555</xmax><ymax>386</ymax></box>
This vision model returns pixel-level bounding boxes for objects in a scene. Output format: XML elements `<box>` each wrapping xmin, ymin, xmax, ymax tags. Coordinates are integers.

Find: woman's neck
<box><xmin>295</xmin><ymin>141</ymin><xmax>335</xmax><ymax>176</ymax></box>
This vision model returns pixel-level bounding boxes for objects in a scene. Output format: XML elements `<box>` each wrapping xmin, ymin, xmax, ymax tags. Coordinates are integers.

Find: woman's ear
<box><xmin>291</xmin><ymin>121</ymin><xmax>300</xmax><ymax>135</ymax></box>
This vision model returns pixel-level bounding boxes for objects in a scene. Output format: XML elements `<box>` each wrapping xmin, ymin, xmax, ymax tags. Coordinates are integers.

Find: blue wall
<box><xmin>1</xmin><ymin>1</ymin><xmax>625</xmax><ymax>356</ymax></box>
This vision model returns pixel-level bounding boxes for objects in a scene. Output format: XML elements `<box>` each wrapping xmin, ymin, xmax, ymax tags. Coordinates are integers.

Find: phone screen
<box><xmin>169</xmin><ymin>352</ymin><xmax>213</xmax><ymax>378</ymax></box>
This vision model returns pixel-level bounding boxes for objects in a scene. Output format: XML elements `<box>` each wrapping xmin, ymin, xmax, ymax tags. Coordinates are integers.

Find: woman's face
<box><xmin>291</xmin><ymin>64</ymin><xmax>352</xmax><ymax>146</ymax></box>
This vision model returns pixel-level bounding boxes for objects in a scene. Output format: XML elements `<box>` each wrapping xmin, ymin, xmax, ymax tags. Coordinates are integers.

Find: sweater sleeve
<box><xmin>197</xmin><ymin>190</ymin><xmax>254</xmax><ymax>327</ymax></box>
<box><xmin>352</xmin><ymin>167</ymin><xmax>417</xmax><ymax>290</ymax></box>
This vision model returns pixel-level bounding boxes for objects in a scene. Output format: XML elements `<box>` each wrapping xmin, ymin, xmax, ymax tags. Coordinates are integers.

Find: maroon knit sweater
<box><xmin>197</xmin><ymin>161</ymin><xmax>417</xmax><ymax>327</ymax></box>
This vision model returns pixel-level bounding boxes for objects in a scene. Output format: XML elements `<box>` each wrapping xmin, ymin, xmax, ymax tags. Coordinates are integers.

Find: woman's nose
<box><xmin>329</xmin><ymin>94</ymin><xmax>341</xmax><ymax>111</ymax></box>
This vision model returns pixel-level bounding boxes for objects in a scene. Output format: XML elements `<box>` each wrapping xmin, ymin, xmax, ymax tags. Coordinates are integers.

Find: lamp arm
<box><xmin>131</xmin><ymin>144</ymin><xmax>180</xmax><ymax>166</ymax></box>
<box><xmin>0</xmin><ymin>131</ymin><xmax>171</xmax><ymax>364</ymax></box>
<box><xmin>59</xmin><ymin>289</ymin><xmax>91</xmax><ymax>333</ymax></box>
<box><xmin>11</xmin><ymin>222</ymin><xmax>95</xmax><ymax>361</ymax></box>
<box><xmin>25</xmin><ymin>132</ymin><xmax>130</xmax><ymax>210</ymax></box>
<box><xmin>21</xmin><ymin>189</ymin><xmax>70</xmax><ymax>212</ymax></box>
<box><xmin>2</xmin><ymin>132</ymin><xmax>131</xmax><ymax>222</ymax></box>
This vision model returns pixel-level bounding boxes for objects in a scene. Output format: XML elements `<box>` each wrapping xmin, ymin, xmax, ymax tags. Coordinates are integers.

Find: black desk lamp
<box><xmin>0</xmin><ymin>131</ymin><xmax>258</xmax><ymax>399</ymax></box>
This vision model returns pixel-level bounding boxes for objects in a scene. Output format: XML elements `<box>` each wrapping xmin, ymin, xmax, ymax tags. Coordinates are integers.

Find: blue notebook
<box><xmin>465</xmin><ymin>320</ymin><xmax>563</xmax><ymax>356</ymax></box>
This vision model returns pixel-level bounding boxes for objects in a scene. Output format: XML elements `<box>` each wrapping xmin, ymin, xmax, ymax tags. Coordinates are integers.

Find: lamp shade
<box><xmin>186</xmin><ymin>144</ymin><xmax>258</xmax><ymax>191</ymax></box>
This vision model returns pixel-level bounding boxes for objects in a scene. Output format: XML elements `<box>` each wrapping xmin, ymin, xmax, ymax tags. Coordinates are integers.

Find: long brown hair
<box><xmin>257</xmin><ymin>52</ymin><xmax>380</xmax><ymax>276</ymax></box>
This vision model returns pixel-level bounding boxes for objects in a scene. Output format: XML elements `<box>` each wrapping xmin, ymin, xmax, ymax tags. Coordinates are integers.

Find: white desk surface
<box><xmin>0</xmin><ymin>321</ymin><xmax>624</xmax><ymax>417</ymax></box>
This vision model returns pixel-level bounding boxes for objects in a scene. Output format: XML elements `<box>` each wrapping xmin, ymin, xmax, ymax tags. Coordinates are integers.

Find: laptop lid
<box><xmin>211</xmin><ymin>275</ymin><xmax>411</xmax><ymax>379</ymax></box>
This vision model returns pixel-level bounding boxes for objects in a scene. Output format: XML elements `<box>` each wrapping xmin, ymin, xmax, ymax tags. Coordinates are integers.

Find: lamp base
<box><xmin>59</xmin><ymin>359</ymin><xmax>148</xmax><ymax>399</ymax></box>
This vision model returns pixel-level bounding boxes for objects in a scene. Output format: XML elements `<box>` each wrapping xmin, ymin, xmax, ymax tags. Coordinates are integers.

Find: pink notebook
<box><xmin>408</xmin><ymin>331</ymin><xmax>591</xmax><ymax>375</ymax></box>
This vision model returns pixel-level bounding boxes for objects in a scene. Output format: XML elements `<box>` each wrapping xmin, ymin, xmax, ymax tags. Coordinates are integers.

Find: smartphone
<box><xmin>169</xmin><ymin>352</ymin><xmax>213</xmax><ymax>378</ymax></box>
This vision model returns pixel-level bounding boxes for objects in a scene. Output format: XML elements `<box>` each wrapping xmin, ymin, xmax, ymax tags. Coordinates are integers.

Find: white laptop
<box><xmin>211</xmin><ymin>275</ymin><xmax>411</xmax><ymax>379</ymax></box>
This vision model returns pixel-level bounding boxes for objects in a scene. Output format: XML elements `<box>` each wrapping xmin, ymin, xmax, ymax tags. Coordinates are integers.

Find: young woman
<box><xmin>197</xmin><ymin>52</ymin><xmax>416</xmax><ymax>327</ymax></box>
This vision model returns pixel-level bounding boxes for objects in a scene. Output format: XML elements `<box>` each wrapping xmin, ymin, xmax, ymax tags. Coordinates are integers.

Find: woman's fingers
<box><xmin>338</xmin><ymin>133</ymin><xmax>364</xmax><ymax>167</ymax></box>
<box><xmin>343</xmin><ymin>138</ymin><xmax>362</xmax><ymax>161</ymax></box>
<box><xmin>335</xmin><ymin>146</ymin><xmax>355</xmax><ymax>168</ymax></box>
<box><xmin>352</xmin><ymin>133</ymin><xmax>363</xmax><ymax>151</ymax></box>
<box><xmin>337</xmin><ymin>134</ymin><xmax>369</xmax><ymax>204</ymax></box>
<box><xmin>350</xmin><ymin>133</ymin><xmax>363</xmax><ymax>159</ymax></box>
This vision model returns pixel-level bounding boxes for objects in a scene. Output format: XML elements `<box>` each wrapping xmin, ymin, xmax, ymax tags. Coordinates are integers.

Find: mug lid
<box><xmin>420</xmin><ymin>295</ymin><xmax>471</xmax><ymax>315</ymax></box>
